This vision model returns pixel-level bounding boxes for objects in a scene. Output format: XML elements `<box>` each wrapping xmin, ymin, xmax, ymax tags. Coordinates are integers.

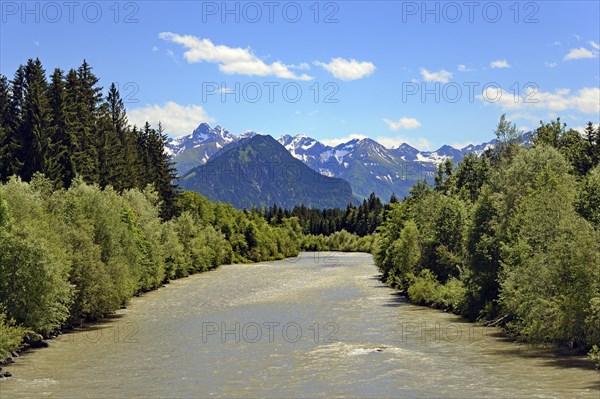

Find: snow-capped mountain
<box><xmin>167</xmin><ymin>123</ymin><xmax>502</xmax><ymax>200</ymax></box>
<box><xmin>167</xmin><ymin>123</ymin><xmax>256</xmax><ymax>175</ymax></box>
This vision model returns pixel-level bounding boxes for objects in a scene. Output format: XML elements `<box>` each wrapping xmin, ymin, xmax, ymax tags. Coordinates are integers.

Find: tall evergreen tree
<box><xmin>47</xmin><ymin>68</ymin><xmax>76</xmax><ymax>187</ymax></box>
<box><xmin>72</xmin><ymin>60</ymin><xmax>102</xmax><ymax>183</ymax></box>
<box><xmin>7</xmin><ymin>66</ymin><xmax>27</xmax><ymax>176</ymax></box>
<box><xmin>19</xmin><ymin>58</ymin><xmax>52</xmax><ymax>181</ymax></box>
<box><xmin>0</xmin><ymin>75</ymin><xmax>13</xmax><ymax>181</ymax></box>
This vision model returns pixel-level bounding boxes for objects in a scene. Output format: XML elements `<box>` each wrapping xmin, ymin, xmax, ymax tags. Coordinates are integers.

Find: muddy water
<box><xmin>1</xmin><ymin>252</ymin><xmax>598</xmax><ymax>398</ymax></box>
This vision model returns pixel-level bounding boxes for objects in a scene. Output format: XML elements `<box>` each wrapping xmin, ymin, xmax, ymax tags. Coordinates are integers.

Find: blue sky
<box><xmin>1</xmin><ymin>1</ymin><xmax>599</xmax><ymax>150</ymax></box>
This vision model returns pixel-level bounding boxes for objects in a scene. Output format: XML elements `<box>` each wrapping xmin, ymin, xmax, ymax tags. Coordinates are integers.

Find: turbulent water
<box><xmin>1</xmin><ymin>253</ymin><xmax>598</xmax><ymax>398</ymax></box>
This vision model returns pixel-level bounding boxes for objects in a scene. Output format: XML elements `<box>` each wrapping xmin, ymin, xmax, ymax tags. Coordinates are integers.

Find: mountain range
<box><xmin>178</xmin><ymin>134</ymin><xmax>356</xmax><ymax>209</ymax></box>
<box><xmin>168</xmin><ymin>123</ymin><xmax>499</xmax><ymax>201</ymax></box>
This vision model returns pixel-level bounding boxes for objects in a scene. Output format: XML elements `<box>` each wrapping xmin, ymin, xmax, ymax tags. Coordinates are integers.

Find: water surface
<box><xmin>1</xmin><ymin>253</ymin><xmax>598</xmax><ymax>398</ymax></box>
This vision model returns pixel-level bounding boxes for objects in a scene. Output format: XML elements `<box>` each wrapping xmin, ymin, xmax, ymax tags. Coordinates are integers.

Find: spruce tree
<box><xmin>47</xmin><ymin>68</ymin><xmax>76</xmax><ymax>187</ymax></box>
<box><xmin>0</xmin><ymin>75</ymin><xmax>13</xmax><ymax>181</ymax></box>
<box><xmin>20</xmin><ymin>58</ymin><xmax>52</xmax><ymax>181</ymax></box>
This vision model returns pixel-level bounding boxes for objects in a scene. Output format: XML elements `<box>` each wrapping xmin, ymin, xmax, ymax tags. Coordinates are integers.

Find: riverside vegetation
<box><xmin>375</xmin><ymin>115</ymin><xmax>600</xmax><ymax>367</ymax></box>
<box><xmin>0</xmin><ymin>58</ymin><xmax>599</xmax><ymax>369</ymax></box>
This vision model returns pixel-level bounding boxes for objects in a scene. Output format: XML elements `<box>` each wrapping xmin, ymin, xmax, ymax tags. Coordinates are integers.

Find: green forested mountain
<box><xmin>179</xmin><ymin>134</ymin><xmax>356</xmax><ymax>209</ymax></box>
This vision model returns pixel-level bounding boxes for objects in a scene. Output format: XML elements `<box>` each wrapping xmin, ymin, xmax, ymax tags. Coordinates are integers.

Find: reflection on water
<box><xmin>1</xmin><ymin>252</ymin><xmax>598</xmax><ymax>398</ymax></box>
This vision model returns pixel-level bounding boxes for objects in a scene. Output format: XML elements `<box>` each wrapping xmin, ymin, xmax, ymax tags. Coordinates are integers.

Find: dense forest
<box><xmin>256</xmin><ymin>192</ymin><xmax>390</xmax><ymax>236</ymax></box>
<box><xmin>375</xmin><ymin>115</ymin><xmax>600</xmax><ymax>365</ymax></box>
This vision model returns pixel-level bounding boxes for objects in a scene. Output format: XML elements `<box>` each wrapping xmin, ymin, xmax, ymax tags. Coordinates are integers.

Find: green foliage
<box><xmin>0</xmin><ymin>178</ymin><xmax>73</xmax><ymax>333</ymax></box>
<box><xmin>301</xmin><ymin>230</ymin><xmax>374</xmax><ymax>253</ymax></box>
<box><xmin>375</xmin><ymin>114</ymin><xmax>600</xmax><ymax>354</ymax></box>
<box><xmin>0</xmin><ymin>177</ymin><xmax>302</xmax><ymax>361</ymax></box>
<box><xmin>576</xmin><ymin>164</ymin><xmax>600</xmax><ymax>229</ymax></box>
<box><xmin>589</xmin><ymin>345</ymin><xmax>600</xmax><ymax>369</ymax></box>
<box><xmin>0</xmin><ymin>312</ymin><xmax>26</xmax><ymax>360</ymax></box>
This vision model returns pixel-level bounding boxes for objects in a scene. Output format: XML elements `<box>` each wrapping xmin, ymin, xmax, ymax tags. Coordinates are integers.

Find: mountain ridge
<box><xmin>178</xmin><ymin>134</ymin><xmax>357</xmax><ymax>209</ymax></box>
<box><xmin>168</xmin><ymin>123</ymin><xmax>506</xmax><ymax>200</ymax></box>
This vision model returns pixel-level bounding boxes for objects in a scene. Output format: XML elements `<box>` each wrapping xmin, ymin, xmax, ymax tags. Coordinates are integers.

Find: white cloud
<box><xmin>419</xmin><ymin>68</ymin><xmax>452</xmax><ymax>83</ymax></box>
<box><xmin>590</xmin><ymin>41</ymin><xmax>600</xmax><ymax>50</ymax></box>
<box><xmin>159</xmin><ymin>32</ymin><xmax>313</xmax><ymax>80</ymax></box>
<box><xmin>478</xmin><ymin>86</ymin><xmax>600</xmax><ymax>115</ymax></box>
<box><xmin>128</xmin><ymin>102</ymin><xmax>215</xmax><ymax>136</ymax></box>
<box><xmin>551</xmin><ymin>41</ymin><xmax>561</xmax><ymax>46</ymax></box>
<box><xmin>545</xmin><ymin>62</ymin><xmax>557</xmax><ymax>68</ymax></box>
<box><xmin>290</xmin><ymin>62</ymin><xmax>310</xmax><ymax>70</ymax></box>
<box><xmin>490</xmin><ymin>59</ymin><xmax>510</xmax><ymax>69</ymax></box>
<box><xmin>573</xmin><ymin>34</ymin><xmax>582</xmax><ymax>41</ymax></box>
<box><xmin>573</xmin><ymin>123</ymin><xmax>600</xmax><ymax>135</ymax></box>
<box><xmin>314</xmin><ymin>58</ymin><xmax>376</xmax><ymax>81</ymax></box>
<box><xmin>383</xmin><ymin>117</ymin><xmax>421</xmax><ymax>130</ymax></box>
<box><xmin>376</xmin><ymin>136</ymin><xmax>431</xmax><ymax>150</ymax></box>
<box><xmin>152</xmin><ymin>46</ymin><xmax>158</xmax><ymax>52</ymax></box>
<box><xmin>457</xmin><ymin>64</ymin><xmax>475</xmax><ymax>72</ymax></box>
<box><xmin>564</xmin><ymin>47</ymin><xmax>597</xmax><ymax>61</ymax></box>
<box><xmin>321</xmin><ymin>134</ymin><xmax>367</xmax><ymax>147</ymax></box>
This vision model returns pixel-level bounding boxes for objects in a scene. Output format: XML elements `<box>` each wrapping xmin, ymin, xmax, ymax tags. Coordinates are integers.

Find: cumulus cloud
<box><xmin>376</xmin><ymin>136</ymin><xmax>431</xmax><ymax>150</ymax></box>
<box><xmin>419</xmin><ymin>68</ymin><xmax>452</xmax><ymax>83</ymax></box>
<box><xmin>457</xmin><ymin>64</ymin><xmax>475</xmax><ymax>72</ymax></box>
<box><xmin>590</xmin><ymin>41</ymin><xmax>600</xmax><ymax>50</ymax></box>
<box><xmin>314</xmin><ymin>58</ymin><xmax>376</xmax><ymax>81</ymax></box>
<box><xmin>478</xmin><ymin>86</ymin><xmax>600</xmax><ymax>115</ymax></box>
<box><xmin>383</xmin><ymin>117</ymin><xmax>421</xmax><ymax>130</ymax></box>
<box><xmin>490</xmin><ymin>59</ymin><xmax>510</xmax><ymax>68</ymax></box>
<box><xmin>320</xmin><ymin>134</ymin><xmax>367</xmax><ymax>147</ymax></box>
<box><xmin>159</xmin><ymin>32</ymin><xmax>313</xmax><ymax>80</ymax></box>
<box><xmin>545</xmin><ymin>62</ymin><xmax>557</xmax><ymax>68</ymax></box>
<box><xmin>563</xmin><ymin>47</ymin><xmax>597</xmax><ymax>61</ymax></box>
<box><xmin>128</xmin><ymin>102</ymin><xmax>215</xmax><ymax>136</ymax></box>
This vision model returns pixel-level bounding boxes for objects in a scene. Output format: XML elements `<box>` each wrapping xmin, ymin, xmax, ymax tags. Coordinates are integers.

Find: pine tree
<box><xmin>96</xmin><ymin>104</ymin><xmax>122</xmax><ymax>189</ymax></box>
<box><xmin>47</xmin><ymin>68</ymin><xmax>76</xmax><ymax>187</ymax></box>
<box><xmin>7</xmin><ymin>66</ymin><xmax>27</xmax><ymax>177</ymax></box>
<box><xmin>106</xmin><ymin>83</ymin><xmax>137</xmax><ymax>190</ymax></box>
<box><xmin>19</xmin><ymin>58</ymin><xmax>52</xmax><ymax>181</ymax></box>
<box><xmin>0</xmin><ymin>75</ymin><xmax>13</xmax><ymax>181</ymax></box>
<box><xmin>151</xmin><ymin>122</ymin><xmax>179</xmax><ymax>219</ymax></box>
<box><xmin>72</xmin><ymin>60</ymin><xmax>102</xmax><ymax>183</ymax></box>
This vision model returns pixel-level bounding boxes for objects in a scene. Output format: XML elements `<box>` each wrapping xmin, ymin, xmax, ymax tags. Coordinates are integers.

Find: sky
<box><xmin>1</xmin><ymin>0</ymin><xmax>599</xmax><ymax>150</ymax></box>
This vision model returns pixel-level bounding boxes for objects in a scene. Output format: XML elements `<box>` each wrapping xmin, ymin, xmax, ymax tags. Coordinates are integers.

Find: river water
<box><xmin>1</xmin><ymin>253</ymin><xmax>598</xmax><ymax>398</ymax></box>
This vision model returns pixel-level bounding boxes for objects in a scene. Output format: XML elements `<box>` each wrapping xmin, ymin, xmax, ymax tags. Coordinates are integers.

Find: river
<box><xmin>1</xmin><ymin>252</ymin><xmax>598</xmax><ymax>398</ymax></box>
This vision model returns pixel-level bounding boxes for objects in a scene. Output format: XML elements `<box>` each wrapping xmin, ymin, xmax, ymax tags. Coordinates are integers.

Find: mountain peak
<box><xmin>179</xmin><ymin>134</ymin><xmax>355</xmax><ymax>209</ymax></box>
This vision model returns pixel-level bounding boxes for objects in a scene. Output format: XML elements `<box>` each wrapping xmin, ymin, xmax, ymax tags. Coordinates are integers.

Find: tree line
<box><xmin>0</xmin><ymin>59</ymin><xmax>178</xmax><ymax>219</ymax></box>
<box><xmin>375</xmin><ymin>115</ymin><xmax>600</xmax><ymax>364</ymax></box>
<box><xmin>256</xmin><ymin>192</ymin><xmax>391</xmax><ymax>236</ymax></box>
